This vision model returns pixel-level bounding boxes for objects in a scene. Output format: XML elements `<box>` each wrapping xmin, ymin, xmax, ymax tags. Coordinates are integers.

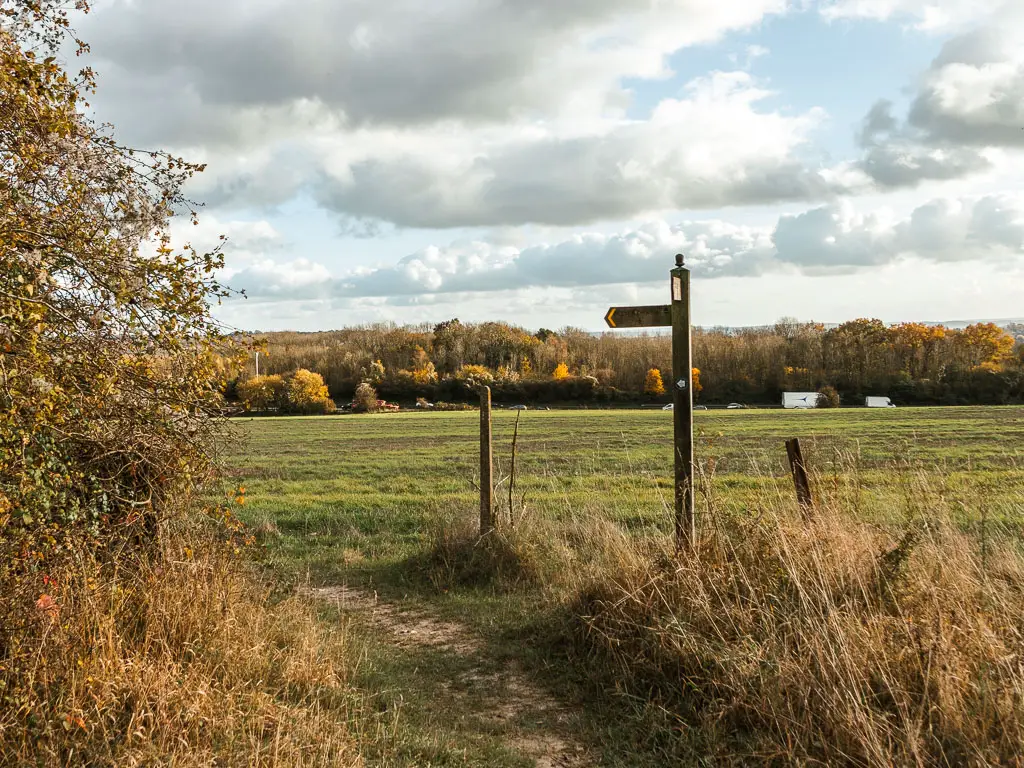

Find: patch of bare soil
<box><xmin>307</xmin><ymin>585</ymin><xmax>591</xmax><ymax>767</ymax></box>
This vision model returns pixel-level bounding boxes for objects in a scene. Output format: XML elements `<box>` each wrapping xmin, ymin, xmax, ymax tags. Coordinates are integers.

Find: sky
<box><xmin>73</xmin><ymin>0</ymin><xmax>1024</xmax><ymax>332</ymax></box>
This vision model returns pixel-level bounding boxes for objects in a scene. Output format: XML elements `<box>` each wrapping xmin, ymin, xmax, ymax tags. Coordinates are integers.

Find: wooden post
<box><xmin>480</xmin><ymin>386</ymin><xmax>494</xmax><ymax>535</ymax></box>
<box><xmin>785</xmin><ymin>438</ymin><xmax>814</xmax><ymax>514</ymax></box>
<box><xmin>671</xmin><ymin>254</ymin><xmax>695</xmax><ymax>549</ymax></box>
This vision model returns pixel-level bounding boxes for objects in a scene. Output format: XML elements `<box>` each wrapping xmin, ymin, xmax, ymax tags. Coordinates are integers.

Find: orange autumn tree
<box><xmin>644</xmin><ymin>368</ymin><xmax>666</xmax><ymax>396</ymax></box>
<box><xmin>954</xmin><ymin>323</ymin><xmax>1016</xmax><ymax>371</ymax></box>
<box><xmin>552</xmin><ymin>362</ymin><xmax>570</xmax><ymax>380</ymax></box>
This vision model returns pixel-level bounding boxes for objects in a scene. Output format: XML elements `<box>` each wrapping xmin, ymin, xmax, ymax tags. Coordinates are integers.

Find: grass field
<box><xmin>220</xmin><ymin>406</ymin><xmax>1024</xmax><ymax>766</ymax></box>
<box><xmin>224</xmin><ymin>406</ymin><xmax>1024</xmax><ymax>580</ymax></box>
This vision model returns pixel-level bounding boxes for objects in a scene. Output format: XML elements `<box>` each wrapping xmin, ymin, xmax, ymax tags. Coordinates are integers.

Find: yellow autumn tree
<box><xmin>692</xmin><ymin>367</ymin><xmax>703</xmax><ymax>397</ymax></box>
<box><xmin>552</xmin><ymin>362</ymin><xmax>570</xmax><ymax>380</ymax></box>
<box><xmin>286</xmin><ymin>369</ymin><xmax>335</xmax><ymax>414</ymax></box>
<box><xmin>236</xmin><ymin>375</ymin><xmax>286</xmax><ymax>411</ymax></box>
<box><xmin>645</xmin><ymin>368</ymin><xmax>665</xmax><ymax>396</ymax></box>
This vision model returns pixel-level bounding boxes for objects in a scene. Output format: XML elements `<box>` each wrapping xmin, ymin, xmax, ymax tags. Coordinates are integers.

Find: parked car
<box><xmin>726</xmin><ymin>403</ymin><xmax>745</xmax><ymax>409</ymax></box>
<box><xmin>695</xmin><ymin>405</ymin><xmax>708</xmax><ymax>410</ymax></box>
<box><xmin>662</xmin><ymin>403</ymin><xmax>674</xmax><ymax>411</ymax></box>
<box><xmin>509</xmin><ymin>405</ymin><xmax>528</xmax><ymax>411</ymax></box>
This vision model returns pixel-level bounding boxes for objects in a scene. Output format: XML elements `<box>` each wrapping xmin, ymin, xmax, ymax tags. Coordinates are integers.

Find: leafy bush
<box><xmin>285</xmin><ymin>369</ymin><xmax>335</xmax><ymax>414</ymax></box>
<box><xmin>816</xmin><ymin>385</ymin><xmax>841</xmax><ymax>408</ymax></box>
<box><xmin>352</xmin><ymin>382</ymin><xmax>380</xmax><ymax>413</ymax></box>
<box><xmin>433</xmin><ymin>401</ymin><xmax>476</xmax><ymax>411</ymax></box>
<box><xmin>456</xmin><ymin>364</ymin><xmax>494</xmax><ymax>388</ymax></box>
<box><xmin>236</xmin><ymin>374</ymin><xmax>286</xmax><ymax>411</ymax></box>
<box><xmin>1</xmin><ymin>2</ymin><xmax>232</xmax><ymax>584</ymax></box>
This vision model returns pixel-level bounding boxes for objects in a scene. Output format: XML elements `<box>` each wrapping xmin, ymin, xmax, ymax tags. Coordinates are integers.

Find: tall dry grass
<box><xmin>559</xmin><ymin>470</ymin><xmax>1024</xmax><ymax>766</ymax></box>
<box><xmin>0</xmin><ymin>521</ymin><xmax>380</xmax><ymax>767</ymax></box>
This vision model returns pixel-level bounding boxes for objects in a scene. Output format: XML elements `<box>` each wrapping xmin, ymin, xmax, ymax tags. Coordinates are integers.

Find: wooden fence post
<box><xmin>480</xmin><ymin>386</ymin><xmax>494</xmax><ymax>535</ymax></box>
<box><xmin>785</xmin><ymin>438</ymin><xmax>814</xmax><ymax>514</ymax></box>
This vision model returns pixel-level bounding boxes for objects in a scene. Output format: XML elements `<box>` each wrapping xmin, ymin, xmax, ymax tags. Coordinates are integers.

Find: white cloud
<box><xmin>306</xmin><ymin>72</ymin><xmax>842</xmax><ymax>227</ymax></box>
<box><xmin>225</xmin><ymin>195</ymin><xmax>1024</xmax><ymax>300</ymax></box>
<box><xmin>820</xmin><ymin>0</ymin><xmax>1004</xmax><ymax>30</ymax></box>
<box><xmin>80</xmin><ymin>0</ymin><xmax>788</xmax><ymax>134</ymax></box>
<box><xmin>72</xmin><ymin>0</ymin><xmax>870</xmax><ymax>228</ymax></box>
<box><xmin>851</xmin><ymin>10</ymin><xmax>1024</xmax><ymax>188</ymax></box>
<box><xmin>905</xmin><ymin>20</ymin><xmax>1024</xmax><ymax>147</ymax></box>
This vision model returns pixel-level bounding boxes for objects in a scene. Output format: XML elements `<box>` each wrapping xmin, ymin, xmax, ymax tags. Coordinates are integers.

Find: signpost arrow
<box><xmin>603</xmin><ymin>304</ymin><xmax>671</xmax><ymax>329</ymax></box>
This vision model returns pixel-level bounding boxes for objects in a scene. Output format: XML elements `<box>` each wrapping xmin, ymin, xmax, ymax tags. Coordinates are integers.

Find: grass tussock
<box><xmin>411</xmin><ymin>515</ymin><xmax>556</xmax><ymax>591</ymax></box>
<box><xmin>409</xmin><ymin>509</ymin><xmax>640</xmax><ymax>592</ymax></box>
<box><xmin>564</xmin><ymin>500</ymin><xmax>1024</xmax><ymax>766</ymax></box>
<box><xmin>0</xmin><ymin>524</ymin><xmax>374</xmax><ymax>767</ymax></box>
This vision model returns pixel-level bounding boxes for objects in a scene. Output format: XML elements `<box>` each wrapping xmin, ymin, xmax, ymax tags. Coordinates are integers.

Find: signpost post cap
<box><xmin>675</xmin><ymin>253</ymin><xmax>685</xmax><ymax>267</ymax></box>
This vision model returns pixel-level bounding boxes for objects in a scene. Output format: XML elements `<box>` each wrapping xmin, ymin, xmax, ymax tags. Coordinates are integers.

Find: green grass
<box><xmin>221</xmin><ymin>406</ymin><xmax>1024</xmax><ymax>766</ymax></box>
<box><xmin>223</xmin><ymin>406</ymin><xmax>1024</xmax><ymax>579</ymax></box>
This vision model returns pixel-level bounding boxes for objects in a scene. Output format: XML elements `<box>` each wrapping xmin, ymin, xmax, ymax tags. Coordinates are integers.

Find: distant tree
<box><xmin>644</xmin><ymin>368</ymin><xmax>666</xmax><ymax>396</ymax></box>
<box><xmin>410</xmin><ymin>346</ymin><xmax>438</xmax><ymax>384</ymax></box>
<box><xmin>817</xmin><ymin>386</ymin><xmax>841</xmax><ymax>408</ymax></box>
<box><xmin>352</xmin><ymin>382</ymin><xmax>379</xmax><ymax>413</ymax></box>
<box><xmin>368</xmin><ymin>359</ymin><xmax>386</xmax><ymax>384</ymax></box>
<box><xmin>456</xmin><ymin>364</ymin><xmax>494</xmax><ymax>388</ymax></box>
<box><xmin>955</xmin><ymin>323</ymin><xmax>1016</xmax><ymax>370</ymax></box>
<box><xmin>536</xmin><ymin>328</ymin><xmax>558</xmax><ymax>343</ymax></box>
<box><xmin>236</xmin><ymin>375</ymin><xmax>286</xmax><ymax>411</ymax></box>
<box><xmin>521</xmin><ymin>356</ymin><xmax>533</xmax><ymax>377</ymax></box>
<box><xmin>552</xmin><ymin>362</ymin><xmax>570</xmax><ymax>380</ymax></box>
<box><xmin>286</xmin><ymin>369</ymin><xmax>335</xmax><ymax>414</ymax></box>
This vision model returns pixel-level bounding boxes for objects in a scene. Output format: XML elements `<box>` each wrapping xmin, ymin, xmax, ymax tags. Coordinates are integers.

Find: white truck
<box><xmin>865</xmin><ymin>396</ymin><xmax>896</xmax><ymax>408</ymax></box>
<box><xmin>782</xmin><ymin>392</ymin><xmax>820</xmax><ymax>409</ymax></box>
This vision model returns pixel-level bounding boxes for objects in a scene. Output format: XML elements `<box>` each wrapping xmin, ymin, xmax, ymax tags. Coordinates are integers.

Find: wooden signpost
<box><xmin>605</xmin><ymin>254</ymin><xmax>695</xmax><ymax>549</ymax></box>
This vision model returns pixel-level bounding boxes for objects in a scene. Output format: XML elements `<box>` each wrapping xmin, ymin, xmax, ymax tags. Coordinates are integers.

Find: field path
<box><xmin>308</xmin><ymin>585</ymin><xmax>592</xmax><ymax>767</ymax></box>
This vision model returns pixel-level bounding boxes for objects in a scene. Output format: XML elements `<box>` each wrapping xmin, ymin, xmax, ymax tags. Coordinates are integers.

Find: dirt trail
<box><xmin>308</xmin><ymin>585</ymin><xmax>591</xmax><ymax>768</ymax></box>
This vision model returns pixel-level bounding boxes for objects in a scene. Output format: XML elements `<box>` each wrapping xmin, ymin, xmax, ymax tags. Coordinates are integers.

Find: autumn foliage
<box><xmin>0</xmin><ymin>3</ymin><xmax>249</xmax><ymax>759</ymax></box>
<box><xmin>243</xmin><ymin>319</ymin><xmax>1022</xmax><ymax>407</ymax></box>
<box><xmin>236</xmin><ymin>374</ymin><xmax>286</xmax><ymax>411</ymax></box>
<box><xmin>285</xmin><ymin>369</ymin><xmax>335</xmax><ymax>414</ymax></box>
<box><xmin>644</xmin><ymin>368</ymin><xmax>665</xmax><ymax>396</ymax></box>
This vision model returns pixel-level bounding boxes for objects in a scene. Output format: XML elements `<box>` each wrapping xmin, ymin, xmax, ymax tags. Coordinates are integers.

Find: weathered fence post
<box><xmin>785</xmin><ymin>438</ymin><xmax>814</xmax><ymax>514</ymax></box>
<box><xmin>480</xmin><ymin>386</ymin><xmax>494</xmax><ymax>535</ymax></box>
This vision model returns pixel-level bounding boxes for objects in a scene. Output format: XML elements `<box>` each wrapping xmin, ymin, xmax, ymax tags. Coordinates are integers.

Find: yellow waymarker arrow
<box><xmin>604</xmin><ymin>307</ymin><xmax>617</xmax><ymax>328</ymax></box>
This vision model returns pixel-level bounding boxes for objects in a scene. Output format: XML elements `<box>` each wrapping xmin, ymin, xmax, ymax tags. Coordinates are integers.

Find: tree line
<box><xmin>231</xmin><ymin>318</ymin><xmax>1024</xmax><ymax>409</ymax></box>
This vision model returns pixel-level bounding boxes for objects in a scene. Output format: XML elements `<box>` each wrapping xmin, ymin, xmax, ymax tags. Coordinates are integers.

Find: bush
<box><xmin>816</xmin><ymin>385</ymin><xmax>841</xmax><ymax>408</ymax></box>
<box><xmin>236</xmin><ymin>374</ymin><xmax>286</xmax><ymax>411</ymax></box>
<box><xmin>433</xmin><ymin>401</ymin><xmax>476</xmax><ymax>411</ymax></box>
<box><xmin>2</xmin><ymin>1</ymin><xmax>233</xmax><ymax>642</ymax></box>
<box><xmin>455</xmin><ymin>364</ymin><xmax>494</xmax><ymax>388</ymax></box>
<box><xmin>286</xmin><ymin>369</ymin><xmax>335</xmax><ymax>414</ymax></box>
<box><xmin>352</xmin><ymin>382</ymin><xmax>379</xmax><ymax>413</ymax></box>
